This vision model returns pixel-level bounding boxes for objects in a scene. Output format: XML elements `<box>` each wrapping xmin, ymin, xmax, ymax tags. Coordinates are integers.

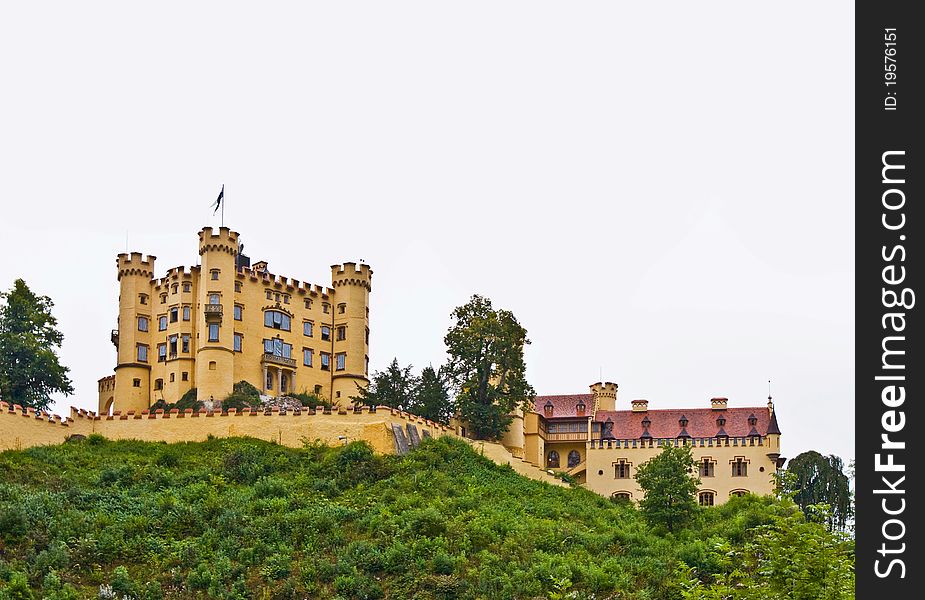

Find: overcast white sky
<box><xmin>0</xmin><ymin>2</ymin><xmax>854</xmax><ymax>463</ymax></box>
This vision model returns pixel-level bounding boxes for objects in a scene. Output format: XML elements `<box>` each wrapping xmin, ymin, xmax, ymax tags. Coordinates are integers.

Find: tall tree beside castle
<box><xmin>414</xmin><ymin>366</ymin><xmax>452</xmax><ymax>425</ymax></box>
<box><xmin>443</xmin><ymin>294</ymin><xmax>534</xmax><ymax>440</ymax></box>
<box><xmin>0</xmin><ymin>279</ymin><xmax>74</xmax><ymax>411</ymax></box>
<box><xmin>783</xmin><ymin>450</ymin><xmax>853</xmax><ymax>532</ymax></box>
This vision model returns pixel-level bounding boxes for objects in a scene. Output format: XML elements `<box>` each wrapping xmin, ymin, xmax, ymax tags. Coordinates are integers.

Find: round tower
<box><xmin>329</xmin><ymin>262</ymin><xmax>372</xmax><ymax>404</ymax></box>
<box><xmin>195</xmin><ymin>227</ymin><xmax>239</xmax><ymax>402</ymax></box>
<box><xmin>590</xmin><ymin>381</ymin><xmax>618</xmax><ymax>413</ymax></box>
<box><xmin>113</xmin><ymin>252</ymin><xmax>156</xmax><ymax>412</ymax></box>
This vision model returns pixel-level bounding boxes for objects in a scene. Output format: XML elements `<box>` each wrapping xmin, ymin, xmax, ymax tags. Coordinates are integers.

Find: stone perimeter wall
<box><xmin>0</xmin><ymin>401</ymin><xmax>456</xmax><ymax>455</ymax></box>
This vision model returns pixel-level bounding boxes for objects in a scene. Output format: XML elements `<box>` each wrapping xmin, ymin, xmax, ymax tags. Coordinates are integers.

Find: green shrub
<box><xmin>288</xmin><ymin>392</ymin><xmax>328</xmax><ymax>409</ymax></box>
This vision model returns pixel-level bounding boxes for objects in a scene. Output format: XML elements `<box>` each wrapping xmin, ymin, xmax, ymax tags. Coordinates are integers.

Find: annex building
<box><xmin>98</xmin><ymin>227</ymin><xmax>371</xmax><ymax>414</ymax></box>
<box><xmin>503</xmin><ymin>383</ymin><xmax>784</xmax><ymax>505</ymax></box>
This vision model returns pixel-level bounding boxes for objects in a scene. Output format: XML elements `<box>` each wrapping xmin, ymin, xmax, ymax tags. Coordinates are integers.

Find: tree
<box><xmin>352</xmin><ymin>358</ymin><xmax>420</xmax><ymax>411</ymax></box>
<box><xmin>443</xmin><ymin>295</ymin><xmax>534</xmax><ymax>440</ymax></box>
<box><xmin>410</xmin><ymin>365</ymin><xmax>453</xmax><ymax>425</ymax></box>
<box><xmin>783</xmin><ymin>451</ymin><xmax>853</xmax><ymax>531</ymax></box>
<box><xmin>0</xmin><ymin>279</ymin><xmax>74</xmax><ymax>411</ymax></box>
<box><xmin>635</xmin><ymin>444</ymin><xmax>700</xmax><ymax>532</ymax></box>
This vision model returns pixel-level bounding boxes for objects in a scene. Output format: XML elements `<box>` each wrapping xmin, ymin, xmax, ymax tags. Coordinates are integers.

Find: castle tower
<box><xmin>329</xmin><ymin>262</ymin><xmax>372</xmax><ymax>403</ymax></box>
<box><xmin>590</xmin><ymin>381</ymin><xmax>618</xmax><ymax>414</ymax></box>
<box><xmin>195</xmin><ymin>227</ymin><xmax>239</xmax><ymax>402</ymax></box>
<box><xmin>113</xmin><ymin>252</ymin><xmax>156</xmax><ymax>413</ymax></box>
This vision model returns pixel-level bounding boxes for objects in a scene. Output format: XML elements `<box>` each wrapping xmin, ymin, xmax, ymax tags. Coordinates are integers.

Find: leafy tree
<box><xmin>443</xmin><ymin>295</ymin><xmax>534</xmax><ymax>440</ymax></box>
<box><xmin>409</xmin><ymin>365</ymin><xmax>452</xmax><ymax>425</ymax></box>
<box><xmin>352</xmin><ymin>358</ymin><xmax>420</xmax><ymax>411</ymax></box>
<box><xmin>783</xmin><ymin>451</ymin><xmax>853</xmax><ymax>531</ymax></box>
<box><xmin>635</xmin><ymin>444</ymin><xmax>700</xmax><ymax>532</ymax></box>
<box><xmin>0</xmin><ymin>279</ymin><xmax>74</xmax><ymax>411</ymax></box>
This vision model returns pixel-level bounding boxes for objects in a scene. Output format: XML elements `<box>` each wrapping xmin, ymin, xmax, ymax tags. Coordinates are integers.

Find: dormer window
<box><xmin>679</xmin><ymin>415</ymin><xmax>689</xmax><ymax>428</ymax></box>
<box><xmin>716</xmin><ymin>416</ymin><xmax>726</xmax><ymax>427</ymax></box>
<box><xmin>544</xmin><ymin>400</ymin><xmax>554</xmax><ymax>418</ymax></box>
<box><xmin>641</xmin><ymin>416</ymin><xmax>651</xmax><ymax>428</ymax></box>
<box><xmin>747</xmin><ymin>414</ymin><xmax>758</xmax><ymax>426</ymax></box>
<box><xmin>576</xmin><ymin>399</ymin><xmax>586</xmax><ymax>417</ymax></box>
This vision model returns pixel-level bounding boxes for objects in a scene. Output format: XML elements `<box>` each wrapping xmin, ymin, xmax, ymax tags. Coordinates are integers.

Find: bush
<box><xmin>288</xmin><ymin>391</ymin><xmax>329</xmax><ymax>409</ymax></box>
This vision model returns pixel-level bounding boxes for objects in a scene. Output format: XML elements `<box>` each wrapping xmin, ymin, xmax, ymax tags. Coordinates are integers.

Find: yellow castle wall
<box><xmin>1</xmin><ymin>401</ymin><xmax>455</xmax><ymax>455</ymax></box>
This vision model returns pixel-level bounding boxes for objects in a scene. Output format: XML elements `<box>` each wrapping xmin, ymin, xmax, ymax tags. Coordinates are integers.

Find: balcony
<box><xmin>110</xmin><ymin>329</ymin><xmax>119</xmax><ymax>348</ymax></box>
<box><xmin>204</xmin><ymin>304</ymin><xmax>223</xmax><ymax>322</ymax></box>
<box><xmin>545</xmin><ymin>432</ymin><xmax>588</xmax><ymax>442</ymax></box>
<box><xmin>261</xmin><ymin>353</ymin><xmax>296</xmax><ymax>368</ymax></box>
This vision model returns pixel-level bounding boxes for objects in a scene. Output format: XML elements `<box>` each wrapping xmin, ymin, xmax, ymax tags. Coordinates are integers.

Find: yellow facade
<box><xmin>518</xmin><ymin>382</ymin><xmax>783</xmax><ymax>505</ymax></box>
<box><xmin>101</xmin><ymin>227</ymin><xmax>371</xmax><ymax>414</ymax></box>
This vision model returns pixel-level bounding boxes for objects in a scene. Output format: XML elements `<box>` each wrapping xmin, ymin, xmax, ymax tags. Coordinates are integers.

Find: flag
<box><xmin>212</xmin><ymin>184</ymin><xmax>224</xmax><ymax>215</ymax></box>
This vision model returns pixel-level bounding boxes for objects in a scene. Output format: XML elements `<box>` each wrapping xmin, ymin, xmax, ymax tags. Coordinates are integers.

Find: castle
<box><xmin>98</xmin><ymin>227</ymin><xmax>371</xmax><ymax>414</ymax></box>
<box><xmin>504</xmin><ymin>383</ymin><xmax>784</xmax><ymax>504</ymax></box>
<box><xmin>1</xmin><ymin>226</ymin><xmax>784</xmax><ymax>505</ymax></box>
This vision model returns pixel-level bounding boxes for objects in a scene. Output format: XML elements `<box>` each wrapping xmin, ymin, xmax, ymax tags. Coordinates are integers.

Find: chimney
<box><xmin>631</xmin><ymin>399</ymin><xmax>648</xmax><ymax>413</ymax></box>
<box><xmin>711</xmin><ymin>397</ymin><xmax>728</xmax><ymax>410</ymax></box>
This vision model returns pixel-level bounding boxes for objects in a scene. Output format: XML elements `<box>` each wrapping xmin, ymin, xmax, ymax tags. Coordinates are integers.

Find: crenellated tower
<box><xmin>590</xmin><ymin>381</ymin><xmax>618</xmax><ymax>414</ymax></box>
<box><xmin>113</xmin><ymin>252</ymin><xmax>157</xmax><ymax>413</ymax></box>
<box><xmin>329</xmin><ymin>262</ymin><xmax>372</xmax><ymax>403</ymax></box>
<box><xmin>195</xmin><ymin>227</ymin><xmax>239</xmax><ymax>402</ymax></box>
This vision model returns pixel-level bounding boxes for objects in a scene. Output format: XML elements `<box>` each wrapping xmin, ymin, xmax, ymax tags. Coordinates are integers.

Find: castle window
<box><xmin>699</xmin><ymin>458</ymin><xmax>715</xmax><ymax>478</ymax></box>
<box><xmin>547</xmin><ymin>450</ymin><xmax>560</xmax><ymax>469</ymax></box>
<box><xmin>183</xmin><ymin>283</ymin><xmax>191</xmax><ymax>293</ymax></box>
<box><xmin>137</xmin><ymin>316</ymin><xmax>149</xmax><ymax>332</ymax></box>
<box><xmin>139</xmin><ymin>294</ymin><xmax>148</xmax><ymax>305</ymax></box>
<box><xmin>303</xmin><ymin>348</ymin><xmax>313</xmax><ymax>367</ymax></box>
<box><xmin>576</xmin><ymin>399</ymin><xmax>586</xmax><ymax>417</ymax></box>
<box><xmin>567</xmin><ymin>450</ymin><xmax>581</xmax><ymax>468</ymax></box>
<box><xmin>716</xmin><ymin>416</ymin><xmax>726</xmax><ymax>426</ymax></box>
<box><xmin>181</xmin><ymin>335</ymin><xmax>190</xmax><ymax>353</ymax></box>
<box><xmin>154</xmin><ymin>379</ymin><xmax>163</xmax><ymax>391</ymax></box>
<box><xmin>732</xmin><ymin>458</ymin><xmax>748</xmax><ymax>477</ymax></box>
<box><xmin>137</xmin><ymin>344</ymin><xmax>148</xmax><ymax>362</ymax></box>
<box><xmin>208</xmin><ymin>361</ymin><xmax>216</xmax><ymax>370</ymax></box>
<box><xmin>543</xmin><ymin>400</ymin><xmax>554</xmax><ymax>417</ymax></box>
<box><xmin>157</xmin><ymin>344</ymin><xmax>167</xmax><ymax>362</ymax></box>
<box><xmin>171</xmin><ymin>283</ymin><xmax>178</xmax><ymax>294</ymax></box>
<box><xmin>169</xmin><ymin>335</ymin><xmax>177</xmax><ymax>357</ymax></box>
<box><xmin>321</xmin><ymin>325</ymin><xmax>331</xmax><ymax>341</ymax></box>
<box><xmin>612</xmin><ymin>492</ymin><xmax>631</xmax><ymax>502</ymax></box>
<box><xmin>336</xmin><ymin>391</ymin><xmax>341</xmax><ymax>399</ymax></box>
<box><xmin>322</xmin><ymin>303</ymin><xmax>330</xmax><ymax>314</ymax></box>
<box><xmin>275</xmin><ymin>293</ymin><xmax>280</xmax><ymax>303</ymax></box>
<box><xmin>266</xmin><ymin>290</ymin><xmax>272</xmax><ymax>300</ymax></box>
<box><xmin>320</xmin><ymin>352</ymin><xmax>330</xmax><ymax>371</ymax></box>
<box><xmin>265</xmin><ymin>371</ymin><xmax>273</xmax><ymax>390</ymax></box>
<box><xmin>209</xmin><ymin>294</ymin><xmax>220</xmax><ymax>305</ymax></box>
<box><xmin>698</xmin><ymin>491</ymin><xmax>715</xmax><ymax>507</ymax></box>
<box><xmin>304</xmin><ymin>298</ymin><xmax>312</xmax><ymax>309</ymax></box>
<box><xmin>169</xmin><ymin>373</ymin><xmax>175</xmax><ymax>383</ymax></box>
<box><xmin>233</xmin><ymin>333</ymin><xmax>243</xmax><ymax>352</ymax></box>
<box><xmin>234</xmin><ymin>305</ymin><xmax>242</xmax><ymax>320</ymax></box>
<box><xmin>365</xmin><ymin>328</ymin><xmax>370</xmax><ymax>344</ymax></box>
<box><xmin>730</xmin><ymin>490</ymin><xmax>749</xmax><ymax>498</ymax></box>
<box><xmin>366</xmin><ymin>306</ymin><xmax>369</xmax><ymax>318</ymax></box>
<box><xmin>303</xmin><ymin>321</ymin><xmax>313</xmax><ymax>336</ymax></box>
<box><xmin>264</xmin><ymin>310</ymin><xmax>291</xmax><ymax>331</ymax></box>
<box><xmin>234</xmin><ymin>282</ymin><xmax>241</xmax><ymax>293</ymax></box>
<box><xmin>160</xmin><ymin>293</ymin><xmax>167</xmax><ymax>304</ymax></box>
<box><xmin>183</xmin><ymin>306</ymin><xmax>191</xmax><ymax>321</ymax></box>
<box><xmin>614</xmin><ymin>459</ymin><xmax>631</xmax><ymax>479</ymax></box>
<box><xmin>280</xmin><ymin>373</ymin><xmax>288</xmax><ymax>393</ymax></box>
<box><xmin>338</xmin><ymin>303</ymin><xmax>346</xmax><ymax>314</ymax></box>
<box><xmin>283</xmin><ymin>295</ymin><xmax>290</xmax><ymax>305</ymax></box>
<box><xmin>336</xmin><ymin>326</ymin><xmax>346</xmax><ymax>341</ymax></box>
<box><xmin>133</xmin><ymin>378</ymin><xmax>141</xmax><ymax>387</ymax></box>
<box><xmin>336</xmin><ymin>353</ymin><xmax>346</xmax><ymax>371</ymax></box>
<box><xmin>263</xmin><ymin>338</ymin><xmax>292</xmax><ymax>358</ymax></box>
<box><xmin>314</xmin><ymin>385</ymin><xmax>322</xmax><ymax>395</ymax></box>
<box><xmin>182</xmin><ymin>372</ymin><xmax>188</xmax><ymax>381</ymax></box>
<box><xmin>679</xmin><ymin>415</ymin><xmax>689</xmax><ymax>428</ymax></box>
<box><xmin>365</xmin><ymin>355</ymin><xmax>369</xmax><ymax>375</ymax></box>
<box><xmin>211</xmin><ymin>269</ymin><xmax>220</xmax><ymax>280</ymax></box>
<box><xmin>208</xmin><ymin>323</ymin><xmax>219</xmax><ymax>342</ymax></box>
<box><xmin>158</xmin><ymin>316</ymin><xmax>168</xmax><ymax>331</ymax></box>
<box><xmin>170</xmin><ymin>307</ymin><xmax>179</xmax><ymax>323</ymax></box>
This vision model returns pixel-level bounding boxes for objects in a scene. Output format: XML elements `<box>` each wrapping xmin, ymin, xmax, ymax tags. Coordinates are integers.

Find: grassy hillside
<box><xmin>0</xmin><ymin>436</ymin><xmax>853</xmax><ymax>600</ymax></box>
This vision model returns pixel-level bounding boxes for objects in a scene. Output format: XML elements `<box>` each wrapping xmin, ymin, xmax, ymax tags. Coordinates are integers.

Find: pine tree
<box><xmin>0</xmin><ymin>279</ymin><xmax>74</xmax><ymax>411</ymax></box>
<box><xmin>411</xmin><ymin>365</ymin><xmax>452</xmax><ymax>425</ymax></box>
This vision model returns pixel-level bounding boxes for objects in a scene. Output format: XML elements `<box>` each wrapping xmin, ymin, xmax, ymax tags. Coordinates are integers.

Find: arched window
<box><xmin>264</xmin><ymin>310</ymin><xmax>291</xmax><ymax>331</ymax></box>
<box><xmin>567</xmin><ymin>450</ymin><xmax>581</xmax><ymax>468</ymax></box>
<box><xmin>547</xmin><ymin>450</ymin><xmax>560</xmax><ymax>468</ymax></box>
<box><xmin>730</xmin><ymin>490</ymin><xmax>749</xmax><ymax>498</ymax></box>
<box><xmin>611</xmin><ymin>492</ymin><xmax>632</xmax><ymax>502</ymax></box>
<box><xmin>698</xmin><ymin>491</ymin><xmax>715</xmax><ymax>507</ymax></box>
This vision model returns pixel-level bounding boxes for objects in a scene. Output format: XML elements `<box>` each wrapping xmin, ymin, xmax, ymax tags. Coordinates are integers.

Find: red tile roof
<box><xmin>595</xmin><ymin>407</ymin><xmax>777</xmax><ymax>439</ymax></box>
<box><xmin>534</xmin><ymin>394</ymin><xmax>593</xmax><ymax>418</ymax></box>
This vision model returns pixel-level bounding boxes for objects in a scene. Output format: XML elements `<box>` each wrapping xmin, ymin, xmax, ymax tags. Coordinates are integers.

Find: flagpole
<box><xmin>221</xmin><ymin>183</ymin><xmax>225</xmax><ymax>227</ymax></box>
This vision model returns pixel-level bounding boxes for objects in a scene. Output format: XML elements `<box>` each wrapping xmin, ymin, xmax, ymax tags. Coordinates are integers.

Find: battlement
<box><xmin>198</xmin><ymin>226</ymin><xmax>239</xmax><ymax>256</ymax></box>
<box><xmin>237</xmin><ymin>266</ymin><xmax>335</xmax><ymax>297</ymax></box>
<box><xmin>590</xmin><ymin>382</ymin><xmax>618</xmax><ymax>396</ymax></box>
<box><xmin>154</xmin><ymin>265</ymin><xmax>197</xmax><ymax>288</ymax></box>
<box><xmin>117</xmin><ymin>252</ymin><xmax>156</xmax><ymax>280</ymax></box>
<box><xmin>331</xmin><ymin>262</ymin><xmax>373</xmax><ymax>291</ymax></box>
<box><xmin>98</xmin><ymin>375</ymin><xmax>115</xmax><ymax>393</ymax></box>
